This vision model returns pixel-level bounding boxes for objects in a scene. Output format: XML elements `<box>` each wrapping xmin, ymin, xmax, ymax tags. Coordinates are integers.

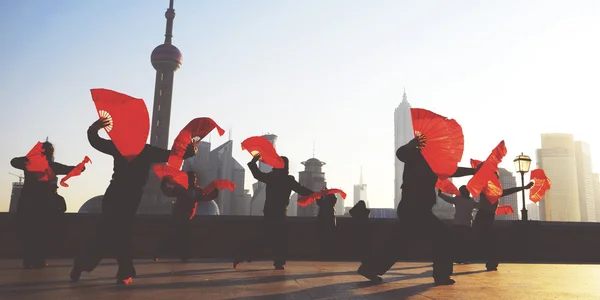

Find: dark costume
<box><xmin>438</xmin><ymin>191</ymin><xmax>478</xmax><ymax>264</ymax></box>
<box><xmin>154</xmin><ymin>174</ymin><xmax>219</xmax><ymax>261</ymax></box>
<box><xmin>358</xmin><ymin>140</ymin><xmax>477</xmax><ymax>285</ymax></box>
<box><xmin>473</xmin><ymin>186</ymin><xmax>527</xmax><ymax>271</ymax></box>
<box><xmin>10</xmin><ymin>145</ymin><xmax>76</xmax><ymax>269</ymax></box>
<box><xmin>70</xmin><ymin>126</ymin><xmax>194</xmax><ymax>283</ymax></box>
<box><xmin>235</xmin><ymin>156</ymin><xmax>313</xmax><ymax>269</ymax></box>
<box><xmin>349</xmin><ymin>201</ymin><xmax>371</xmax><ymax>265</ymax></box>
<box><xmin>316</xmin><ymin>193</ymin><xmax>338</xmax><ymax>259</ymax></box>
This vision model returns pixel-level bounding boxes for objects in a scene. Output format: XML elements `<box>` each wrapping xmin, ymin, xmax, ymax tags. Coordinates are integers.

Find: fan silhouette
<box><xmin>466</xmin><ymin>141</ymin><xmax>507</xmax><ymax>198</ymax></box>
<box><xmin>529</xmin><ymin>169</ymin><xmax>551</xmax><ymax>203</ymax></box>
<box><xmin>168</xmin><ymin>117</ymin><xmax>225</xmax><ymax>170</ymax></box>
<box><xmin>91</xmin><ymin>88</ymin><xmax>150</xmax><ymax>162</ymax></box>
<box><xmin>241</xmin><ymin>136</ymin><xmax>285</xmax><ymax>168</ymax></box>
<box><xmin>469</xmin><ymin>159</ymin><xmax>504</xmax><ymax>204</ymax></box>
<box><xmin>203</xmin><ymin>179</ymin><xmax>236</xmax><ymax>195</ymax></box>
<box><xmin>496</xmin><ymin>205</ymin><xmax>514</xmax><ymax>215</ymax></box>
<box><xmin>436</xmin><ymin>178</ymin><xmax>459</xmax><ymax>196</ymax></box>
<box><xmin>60</xmin><ymin>156</ymin><xmax>92</xmax><ymax>187</ymax></box>
<box><xmin>410</xmin><ymin>108</ymin><xmax>464</xmax><ymax>179</ymax></box>
<box><xmin>24</xmin><ymin>142</ymin><xmax>55</xmax><ymax>181</ymax></box>
<box><xmin>153</xmin><ymin>164</ymin><xmax>189</xmax><ymax>189</ymax></box>
<box><xmin>297</xmin><ymin>188</ymin><xmax>346</xmax><ymax>207</ymax></box>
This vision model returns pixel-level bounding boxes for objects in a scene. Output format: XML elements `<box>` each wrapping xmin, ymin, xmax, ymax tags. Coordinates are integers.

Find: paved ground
<box><xmin>0</xmin><ymin>259</ymin><xmax>599</xmax><ymax>299</ymax></box>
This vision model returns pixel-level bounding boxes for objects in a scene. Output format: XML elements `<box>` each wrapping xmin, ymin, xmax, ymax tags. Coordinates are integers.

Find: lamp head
<box><xmin>513</xmin><ymin>152</ymin><xmax>532</xmax><ymax>174</ymax></box>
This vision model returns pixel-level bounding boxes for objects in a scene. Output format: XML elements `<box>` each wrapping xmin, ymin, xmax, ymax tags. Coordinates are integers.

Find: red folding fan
<box><xmin>24</xmin><ymin>142</ymin><xmax>55</xmax><ymax>181</ymax></box>
<box><xmin>25</xmin><ymin>142</ymin><xmax>48</xmax><ymax>173</ymax></box>
<box><xmin>241</xmin><ymin>136</ymin><xmax>285</xmax><ymax>168</ymax></box>
<box><xmin>466</xmin><ymin>141</ymin><xmax>507</xmax><ymax>198</ymax></box>
<box><xmin>91</xmin><ymin>88</ymin><xmax>150</xmax><ymax>162</ymax></box>
<box><xmin>485</xmin><ymin>176</ymin><xmax>504</xmax><ymax>204</ymax></box>
<box><xmin>298</xmin><ymin>188</ymin><xmax>347</xmax><ymax>207</ymax></box>
<box><xmin>168</xmin><ymin>117</ymin><xmax>225</xmax><ymax>170</ymax></box>
<box><xmin>203</xmin><ymin>179</ymin><xmax>236</xmax><ymax>195</ymax></box>
<box><xmin>152</xmin><ymin>164</ymin><xmax>189</xmax><ymax>189</ymax></box>
<box><xmin>469</xmin><ymin>159</ymin><xmax>504</xmax><ymax>204</ymax></box>
<box><xmin>496</xmin><ymin>205</ymin><xmax>514</xmax><ymax>215</ymax></box>
<box><xmin>436</xmin><ymin>178</ymin><xmax>460</xmax><ymax>196</ymax></box>
<box><xmin>60</xmin><ymin>156</ymin><xmax>92</xmax><ymax>187</ymax></box>
<box><xmin>410</xmin><ymin>108</ymin><xmax>464</xmax><ymax>179</ymax></box>
<box><xmin>529</xmin><ymin>169</ymin><xmax>551</xmax><ymax>203</ymax></box>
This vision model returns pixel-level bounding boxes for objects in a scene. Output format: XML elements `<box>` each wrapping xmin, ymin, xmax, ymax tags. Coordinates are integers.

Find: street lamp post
<box><xmin>513</xmin><ymin>153</ymin><xmax>532</xmax><ymax>221</ymax></box>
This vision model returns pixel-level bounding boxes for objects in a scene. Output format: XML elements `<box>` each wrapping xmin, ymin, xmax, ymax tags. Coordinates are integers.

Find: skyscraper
<box><xmin>353</xmin><ymin>167</ymin><xmax>368</xmax><ymax>207</ymax></box>
<box><xmin>536</xmin><ymin>134</ymin><xmax>581</xmax><ymax>222</ymax></box>
<box><xmin>9</xmin><ymin>182</ymin><xmax>23</xmax><ymax>213</ymax></box>
<box><xmin>250</xmin><ymin>134</ymin><xmax>278</xmax><ymax>216</ymax></box>
<box><xmin>140</xmin><ymin>0</ymin><xmax>184</xmax><ymax>213</ymax></box>
<box><xmin>296</xmin><ymin>158</ymin><xmax>327</xmax><ymax>217</ymax></box>
<box><xmin>497</xmin><ymin>168</ymin><xmax>519</xmax><ymax>221</ymax></box>
<box><xmin>394</xmin><ymin>89</ymin><xmax>414</xmax><ymax>209</ymax></box>
<box><xmin>574</xmin><ymin>141</ymin><xmax>596</xmax><ymax>222</ymax></box>
<box><xmin>527</xmin><ymin>202</ymin><xmax>540</xmax><ymax>221</ymax></box>
<box><xmin>593</xmin><ymin>173</ymin><xmax>600</xmax><ymax>222</ymax></box>
<box><xmin>535</xmin><ymin>149</ymin><xmax>546</xmax><ymax>221</ymax></box>
<box><xmin>334</xmin><ymin>193</ymin><xmax>345</xmax><ymax>216</ymax></box>
<box><xmin>288</xmin><ymin>193</ymin><xmax>298</xmax><ymax>217</ymax></box>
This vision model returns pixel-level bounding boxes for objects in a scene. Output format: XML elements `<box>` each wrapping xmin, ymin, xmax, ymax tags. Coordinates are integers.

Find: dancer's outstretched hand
<box><xmin>408</xmin><ymin>136</ymin><xmax>425</xmax><ymax>148</ymax></box>
<box><xmin>251</xmin><ymin>153</ymin><xmax>262</xmax><ymax>163</ymax></box>
<box><xmin>90</xmin><ymin>117</ymin><xmax>111</xmax><ymax>131</ymax></box>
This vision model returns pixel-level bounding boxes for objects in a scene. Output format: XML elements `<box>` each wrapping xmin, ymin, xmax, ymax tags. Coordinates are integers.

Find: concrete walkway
<box><xmin>1</xmin><ymin>259</ymin><xmax>599</xmax><ymax>299</ymax></box>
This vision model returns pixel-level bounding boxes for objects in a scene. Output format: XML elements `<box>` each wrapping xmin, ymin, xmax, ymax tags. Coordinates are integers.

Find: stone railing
<box><xmin>1</xmin><ymin>213</ymin><xmax>599</xmax><ymax>263</ymax></box>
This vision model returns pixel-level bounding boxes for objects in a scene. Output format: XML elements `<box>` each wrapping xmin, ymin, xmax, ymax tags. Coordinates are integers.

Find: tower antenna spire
<box><xmin>360</xmin><ymin>166</ymin><xmax>363</xmax><ymax>185</ymax></box>
<box><xmin>400</xmin><ymin>87</ymin><xmax>409</xmax><ymax>105</ymax></box>
<box><xmin>229</xmin><ymin>127</ymin><xmax>232</xmax><ymax>141</ymax></box>
<box><xmin>312</xmin><ymin>142</ymin><xmax>316</xmax><ymax>158</ymax></box>
<box><xmin>164</xmin><ymin>0</ymin><xmax>176</xmax><ymax>44</ymax></box>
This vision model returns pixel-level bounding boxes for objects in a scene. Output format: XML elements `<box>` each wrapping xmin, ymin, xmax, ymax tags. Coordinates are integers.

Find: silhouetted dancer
<box><xmin>154</xmin><ymin>171</ymin><xmax>219</xmax><ymax>262</ymax></box>
<box><xmin>10</xmin><ymin>142</ymin><xmax>79</xmax><ymax>269</ymax></box>
<box><xmin>357</xmin><ymin>136</ymin><xmax>478</xmax><ymax>285</ymax></box>
<box><xmin>473</xmin><ymin>175</ymin><xmax>533</xmax><ymax>271</ymax></box>
<box><xmin>316</xmin><ymin>192</ymin><xmax>338</xmax><ymax>259</ymax></box>
<box><xmin>70</xmin><ymin>117</ymin><xmax>196</xmax><ymax>285</ymax></box>
<box><xmin>234</xmin><ymin>154</ymin><xmax>313</xmax><ymax>270</ymax></box>
<box><xmin>438</xmin><ymin>186</ymin><xmax>478</xmax><ymax>264</ymax></box>
<box><xmin>349</xmin><ymin>201</ymin><xmax>371</xmax><ymax>265</ymax></box>
<box><xmin>49</xmin><ymin>188</ymin><xmax>67</xmax><ymax>214</ymax></box>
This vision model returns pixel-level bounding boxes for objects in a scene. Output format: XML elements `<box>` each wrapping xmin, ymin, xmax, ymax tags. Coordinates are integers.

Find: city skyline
<box><xmin>2</xmin><ymin>1</ymin><xmax>600</xmax><ymax>212</ymax></box>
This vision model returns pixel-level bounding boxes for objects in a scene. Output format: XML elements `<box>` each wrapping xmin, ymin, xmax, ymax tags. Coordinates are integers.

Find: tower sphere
<box><xmin>165</xmin><ymin>10</ymin><xmax>176</xmax><ymax>19</ymax></box>
<box><xmin>151</xmin><ymin>43</ymin><xmax>182</xmax><ymax>71</ymax></box>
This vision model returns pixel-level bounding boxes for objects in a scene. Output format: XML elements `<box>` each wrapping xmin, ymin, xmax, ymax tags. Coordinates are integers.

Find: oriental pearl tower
<box><xmin>140</xmin><ymin>0</ymin><xmax>183</xmax><ymax>214</ymax></box>
<box><xmin>150</xmin><ymin>0</ymin><xmax>182</xmax><ymax>148</ymax></box>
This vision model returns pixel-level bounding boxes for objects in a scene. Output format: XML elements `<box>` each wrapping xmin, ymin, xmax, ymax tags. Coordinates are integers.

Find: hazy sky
<box><xmin>1</xmin><ymin>0</ymin><xmax>599</xmax><ymax>213</ymax></box>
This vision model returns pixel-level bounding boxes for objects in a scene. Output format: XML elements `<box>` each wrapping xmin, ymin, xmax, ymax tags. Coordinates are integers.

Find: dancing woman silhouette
<box><xmin>154</xmin><ymin>172</ymin><xmax>219</xmax><ymax>262</ymax></box>
<box><xmin>473</xmin><ymin>174</ymin><xmax>533</xmax><ymax>271</ymax></box>
<box><xmin>234</xmin><ymin>154</ymin><xmax>313</xmax><ymax>270</ymax></box>
<box><xmin>358</xmin><ymin>136</ymin><xmax>478</xmax><ymax>285</ymax></box>
<box><xmin>11</xmin><ymin>142</ymin><xmax>79</xmax><ymax>269</ymax></box>
<box><xmin>70</xmin><ymin>117</ymin><xmax>196</xmax><ymax>285</ymax></box>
